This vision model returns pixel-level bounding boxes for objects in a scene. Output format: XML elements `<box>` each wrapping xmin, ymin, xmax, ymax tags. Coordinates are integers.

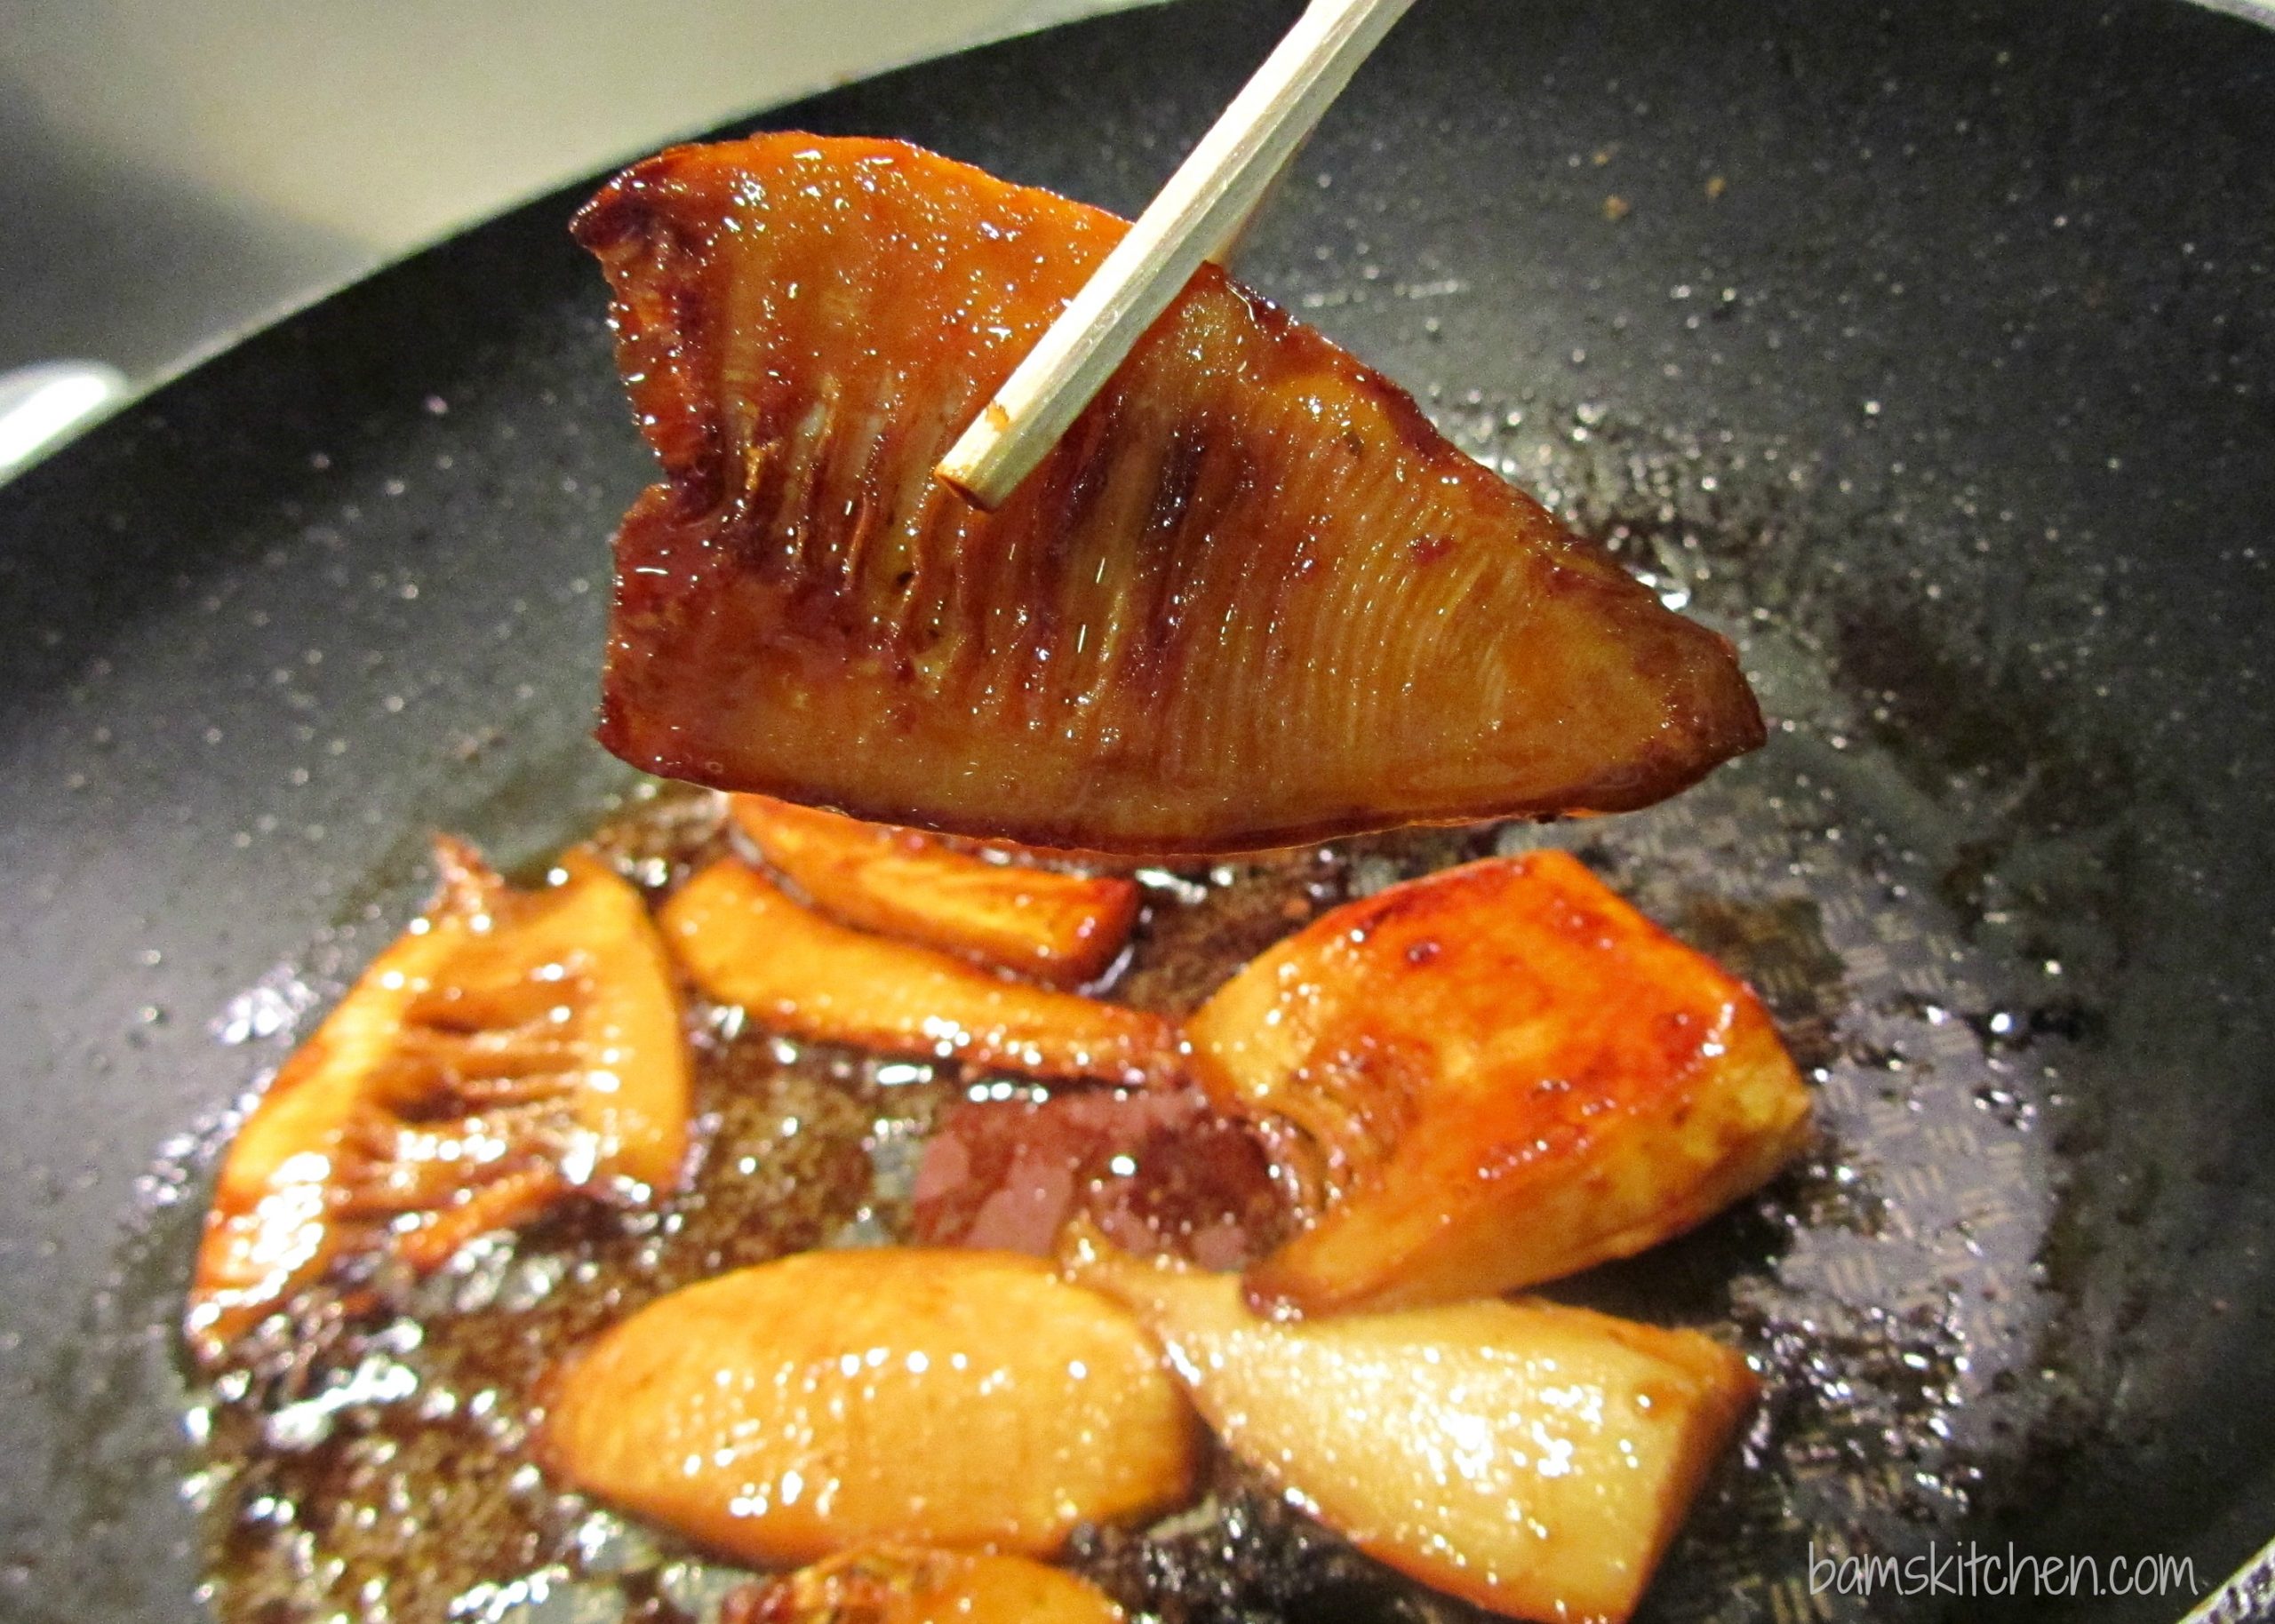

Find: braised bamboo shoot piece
<box><xmin>539</xmin><ymin>1249</ymin><xmax>1198</xmax><ymax>1564</ymax></box>
<box><xmin>730</xmin><ymin>793</ymin><xmax>1139</xmax><ymax>985</ymax></box>
<box><xmin>1187</xmin><ymin>850</ymin><xmax>1811</xmax><ymax>1316</ymax></box>
<box><xmin>660</xmin><ymin>856</ymin><xmax>1183</xmax><ymax>1085</ymax></box>
<box><xmin>188</xmin><ymin>839</ymin><xmax>690</xmax><ymax>1363</ymax></box>
<box><xmin>1065</xmin><ymin>1226</ymin><xmax>1757</xmax><ymax>1624</ymax></box>
<box><xmin>575</xmin><ymin>135</ymin><xmax>1763</xmax><ymax>854</ymax></box>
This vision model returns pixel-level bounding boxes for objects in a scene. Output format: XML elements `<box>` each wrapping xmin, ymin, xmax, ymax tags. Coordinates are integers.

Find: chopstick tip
<box><xmin>935</xmin><ymin>402</ymin><xmax>1019</xmax><ymax>510</ymax></box>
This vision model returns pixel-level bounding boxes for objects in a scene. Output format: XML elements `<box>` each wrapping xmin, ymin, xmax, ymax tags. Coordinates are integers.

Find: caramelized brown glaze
<box><xmin>1066</xmin><ymin>1226</ymin><xmax>1758</xmax><ymax>1624</ymax></box>
<box><xmin>574</xmin><ymin>135</ymin><xmax>1764</xmax><ymax>854</ymax></box>
<box><xmin>659</xmin><ymin>856</ymin><xmax>1185</xmax><ymax>1086</ymax></box>
<box><xmin>1187</xmin><ymin>851</ymin><xmax>1812</xmax><ymax>1317</ymax></box>
<box><xmin>188</xmin><ymin>838</ymin><xmax>690</xmax><ymax>1364</ymax></box>
<box><xmin>729</xmin><ymin>793</ymin><xmax>1140</xmax><ymax>985</ymax></box>
<box><xmin>537</xmin><ymin>1249</ymin><xmax>1199</xmax><ymax>1564</ymax></box>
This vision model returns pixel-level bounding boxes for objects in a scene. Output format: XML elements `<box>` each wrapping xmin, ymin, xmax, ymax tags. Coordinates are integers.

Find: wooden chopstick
<box><xmin>935</xmin><ymin>0</ymin><xmax>1419</xmax><ymax>511</ymax></box>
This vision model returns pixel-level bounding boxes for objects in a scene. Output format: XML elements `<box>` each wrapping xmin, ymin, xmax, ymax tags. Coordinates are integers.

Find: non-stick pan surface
<box><xmin>2</xmin><ymin>0</ymin><xmax>2271</xmax><ymax>1619</ymax></box>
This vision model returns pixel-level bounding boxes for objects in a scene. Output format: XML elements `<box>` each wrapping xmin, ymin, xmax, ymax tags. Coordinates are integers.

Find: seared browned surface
<box><xmin>659</xmin><ymin>856</ymin><xmax>1185</xmax><ymax>1086</ymax></box>
<box><xmin>575</xmin><ymin>135</ymin><xmax>1763</xmax><ymax>853</ymax></box>
<box><xmin>188</xmin><ymin>837</ymin><xmax>690</xmax><ymax>1364</ymax></box>
<box><xmin>1188</xmin><ymin>852</ymin><xmax>1812</xmax><ymax>1317</ymax></box>
<box><xmin>729</xmin><ymin>794</ymin><xmax>1141</xmax><ymax>985</ymax></box>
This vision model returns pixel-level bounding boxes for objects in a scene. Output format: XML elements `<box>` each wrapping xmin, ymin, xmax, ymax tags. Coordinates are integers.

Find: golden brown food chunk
<box><xmin>575</xmin><ymin>135</ymin><xmax>1763</xmax><ymax>855</ymax></box>
<box><xmin>1187</xmin><ymin>850</ymin><xmax>1811</xmax><ymax>1316</ymax></box>
<box><xmin>727</xmin><ymin>1548</ymin><xmax>1125</xmax><ymax>1624</ymax></box>
<box><xmin>538</xmin><ymin>1249</ymin><xmax>1198</xmax><ymax>1564</ymax></box>
<box><xmin>1065</xmin><ymin>1226</ymin><xmax>1757</xmax><ymax>1624</ymax></box>
<box><xmin>730</xmin><ymin>793</ymin><xmax>1139</xmax><ymax>985</ymax></box>
<box><xmin>660</xmin><ymin>856</ymin><xmax>1182</xmax><ymax>1084</ymax></box>
<box><xmin>188</xmin><ymin>838</ymin><xmax>690</xmax><ymax>1363</ymax></box>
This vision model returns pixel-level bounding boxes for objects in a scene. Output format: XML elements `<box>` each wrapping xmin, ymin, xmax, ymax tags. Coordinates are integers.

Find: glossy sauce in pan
<box><xmin>175</xmin><ymin>639</ymin><xmax>2074</xmax><ymax>1623</ymax></box>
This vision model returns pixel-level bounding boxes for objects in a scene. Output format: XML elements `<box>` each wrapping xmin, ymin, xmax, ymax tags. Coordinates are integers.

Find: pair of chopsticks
<box><xmin>935</xmin><ymin>0</ymin><xmax>1419</xmax><ymax>511</ymax></box>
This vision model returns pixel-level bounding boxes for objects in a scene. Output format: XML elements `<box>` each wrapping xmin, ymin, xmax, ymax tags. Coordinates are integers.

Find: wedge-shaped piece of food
<box><xmin>188</xmin><ymin>838</ymin><xmax>690</xmax><ymax>1363</ymax></box>
<box><xmin>574</xmin><ymin>134</ymin><xmax>1764</xmax><ymax>854</ymax></box>
<box><xmin>1189</xmin><ymin>850</ymin><xmax>1811</xmax><ymax>1316</ymax></box>
<box><xmin>661</xmin><ymin>856</ymin><xmax>1181</xmax><ymax>1084</ymax></box>
<box><xmin>539</xmin><ymin>1249</ymin><xmax>1197</xmax><ymax>1564</ymax></box>
<box><xmin>730</xmin><ymin>794</ymin><xmax>1139</xmax><ymax>985</ymax></box>
<box><xmin>729</xmin><ymin>1548</ymin><xmax>1125</xmax><ymax>1624</ymax></box>
<box><xmin>1066</xmin><ymin>1229</ymin><xmax>1756</xmax><ymax>1624</ymax></box>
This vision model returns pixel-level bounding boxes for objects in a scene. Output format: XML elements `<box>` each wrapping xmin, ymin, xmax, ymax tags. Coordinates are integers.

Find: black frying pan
<box><xmin>3</xmin><ymin>0</ymin><xmax>2271</xmax><ymax>1618</ymax></box>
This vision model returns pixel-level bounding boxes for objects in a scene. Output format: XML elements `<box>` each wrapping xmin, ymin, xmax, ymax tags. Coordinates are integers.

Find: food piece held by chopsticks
<box><xmin>575</xmin><ymin>135</ymin><xmax>1764</xmax><ymax>856</ymax></box>
<box><xmin>729</xmin><ymin>794</ymin><xmax>1139</xmax><ymax>986</ymax></box>
<box><xmin>188</xmin><ymin>839</ymin><xmax>690</xmax><ymax>1364</ymax></box>
<box><xmin>728</xmin><ymin>1548</ymin><xmax>1127</xmax><ymax>1624</ymax></box>
<box><xmin>661</xmin><ymin>856</ymin><xmax>1183</xmax><ymax>1085</ymax></box>
<box><xmin>1187</xmin><ymin>849</ymin><xmax>1812</xmax><ymax>1317</ymax></box>
<box><xmin>1064</xmin><ymin>1224</ymin><xmax>1757</xmax><ymax>1624</ymax></box>
<box><xmin>538</xmin><ymin>1249</ymin><xmax>1199</xmax><ymax>1564</ymax></box>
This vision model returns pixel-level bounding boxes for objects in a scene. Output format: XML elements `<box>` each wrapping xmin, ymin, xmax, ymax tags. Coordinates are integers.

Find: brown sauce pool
<box><xmin>184</xmin><ymin>706</ymin><xmax>2062</xmax><ymax>1624</ymax></box>
<box><xmin>190</xmin><ymin>788</ymin><xmax>1393</xmax><ymax>1624</ymax></box>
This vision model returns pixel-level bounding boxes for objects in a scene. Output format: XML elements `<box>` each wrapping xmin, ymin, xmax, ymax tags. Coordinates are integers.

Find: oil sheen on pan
<box><xmin>573</xmin><ymin>135</ymin><xmax>1764</xmax><ymax>855</ymax></box>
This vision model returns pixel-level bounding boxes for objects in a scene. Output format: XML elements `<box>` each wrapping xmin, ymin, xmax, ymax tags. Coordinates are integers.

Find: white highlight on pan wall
<box><xmin>0</xmin><ymin>362</ymin><xmax>128</xmax><ymax>481</ymax></box>
<box><xmin>4</xmin><ymin>1</ymin><xmax>1160</xmax><ymax>254</ymax></box>
<box><xmin>0</xmin><ymin>1</ymin><xmax>1162</xmax><ymax>390</ymax></box>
